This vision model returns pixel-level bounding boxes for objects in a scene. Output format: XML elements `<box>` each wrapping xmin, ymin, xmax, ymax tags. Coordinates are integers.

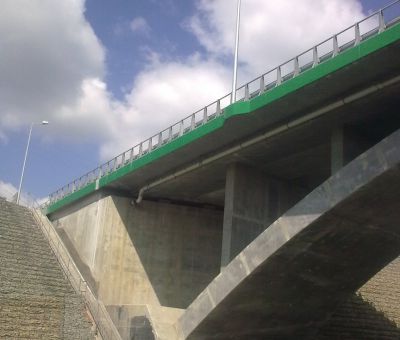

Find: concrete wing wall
<box><xmin>52</xmin><ymin>196</ymin><xmax>223</xmax><ymax>309</ymax></box>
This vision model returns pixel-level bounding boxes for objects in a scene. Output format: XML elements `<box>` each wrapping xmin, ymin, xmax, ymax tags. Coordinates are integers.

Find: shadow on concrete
<box><xmin>114</xmin><ymin>199</ymin><xmax>223</xmax><ymax>309</ymax></box>
<box><xmin>55</xmin><ymin>227</ymin><xmax>99</xmax><ymax>296</ymax></box>
<box><xmin>107</xmin><ymin>305</ymin><xmax>155</xmax><ymax>340</ymax></box>
<box><xmin>177</xmin><ymin>128</ymin><xmax>400</xmax><ymax>339</ymax></box>
<box><xmin>318</xmin><ymin>293</ymin><xmax>400</xmax><ymax>339</ymax></box>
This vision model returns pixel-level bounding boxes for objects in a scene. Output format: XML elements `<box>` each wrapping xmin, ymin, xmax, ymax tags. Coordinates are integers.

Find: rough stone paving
<box><xmin>0</xmin><ymin>198</ymin><xmax>94</xmax><ymax>339</ymax></box>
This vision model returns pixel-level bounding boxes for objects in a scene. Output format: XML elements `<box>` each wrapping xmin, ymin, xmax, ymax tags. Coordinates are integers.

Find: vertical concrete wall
<box><xmin>331</xmin><ymin>126</ymin><xmax>368</xmax><ymax>174</ymax></box>
<box><xmin>52</xmin><ymin>195</ymin><xmax>223</xmax><ymax>310</ymax></box>
<box><xmin>50</xmin><ymin>192</ymin><xmax>105</xmax><ymax>271</ymax></box>
<box><xmin>221</xmin><ymin>163</ymin><xmax>305</xmax><ymax>267</ymax></box>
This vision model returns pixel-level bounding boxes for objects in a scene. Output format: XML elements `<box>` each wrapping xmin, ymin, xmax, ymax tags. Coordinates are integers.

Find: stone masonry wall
<box><xmin>0</xmin><ymin>198</ymin><xmax>94</xmax><ymax>339</ymax></box>
<box><xmin>318</xmin><ymin>256</ymin><xmax>400</xmax><ymax>339</ymax></box>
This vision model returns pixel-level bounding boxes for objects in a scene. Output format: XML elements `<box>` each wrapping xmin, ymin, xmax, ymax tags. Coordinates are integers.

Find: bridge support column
<box><xmin>331</xmin><ymin>126</ymin><xmax>367</xmax><ymax>174</ymax></box>
<box><xmin>220</xmin><ymin>163</ymin><xmax>299</xmax><ymax>268</ymax></box>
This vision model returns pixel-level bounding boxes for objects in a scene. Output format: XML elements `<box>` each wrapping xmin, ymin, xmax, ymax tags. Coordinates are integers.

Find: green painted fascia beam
<box><xmin>45</xmin><ymin>117</ymin><xmax>224</xmax><ymax>215</ymax></box>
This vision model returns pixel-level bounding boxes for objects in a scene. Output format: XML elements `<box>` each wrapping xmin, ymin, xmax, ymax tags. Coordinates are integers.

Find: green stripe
<box><xmin>98</xmin><ymin>117</ymin><xmax>224</xmax><ymax>187</ymax></box>
<box><xmin>45</xmin><ymin>22</ymin><xmax>400</xmax><ymax>215</ymax></box>
<box><xmin>46</xmin><ymin>183</ymin><xmax>96</xmax><ymax>214</ymax></box>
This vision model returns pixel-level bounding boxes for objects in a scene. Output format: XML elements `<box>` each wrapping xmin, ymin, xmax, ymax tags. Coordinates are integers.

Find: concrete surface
<box><xmin>221</xmin><ymin>163</ymin><xmax>305</xmax><ymax>267</ymax></box>
<box><xmin>176</xmin><ymin>127</ymin><xmax>400</xmax><ymax>339</ymax></box>
<box><xmin>330</xmin><ymin>126</ymin><xmax>368</xmax><ymax>174</ymax></box>
<box><xmin>107</xmin><ymin>304</ymin><xmax>184</xmax><ymax>340</ymax></box>
<box><xmin>51</xmin><ymin>196</ymin><xmax>223</xmax><ymax>339</ymax></box>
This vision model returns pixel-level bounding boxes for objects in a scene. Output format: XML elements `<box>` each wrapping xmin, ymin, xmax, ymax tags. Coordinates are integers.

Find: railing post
<box><xmin>355</xmin><ymin>23</ymin><xmax>361</xmax><ymax>45</ymax></box>
<box><xmin>216</xmin><ymin>99</ymin><xmax>221</xmax><ymax>116</ymax></box>
<box><xmin>245</xmin><ymin>84</ymin><xmax>250</xmax><ymax>101</ymax></box>
<box><xmin>191</xmin><ymin>113</ymin><xmax>196</xmax><ymax>130</ymax></box>
<box><xmin>179</xmin><ymin>120</ymin><xmax>184</xmax><ymax>136</ymax></box>
<box><xmin>158</xmin><ymin>132</ymin><xmax>162</xmax><ymax>147</ymax></box>
<box><xmin>294</xmin><ymin>57</ymin><xmax>300</xmax><ymax>77</ymax></box>
<box><xmin>113</xmin><ymin>157</ymin><xmax>118</xmax><ymax>171</ymax></box>
<box><xmin>378</xmin><ymin>10</ymin><xmax>385</xmax><ymax>33</ymax></box>
<box><xmin>168</xmin><ymin>126</ymin><xmax>173</xmax><ymax>141</ymax></box>
<box><xmin>203</xmin><ymin>107</ymin><xmax>208</xmax><ymax>124</ymax></box>
<box><xmin>139</xmin><ymin>142</ymin><xmax>143</xmax><ymax>157</ymax></box>
<box><xmin>148</xmin><ymin>138</ymin><xmax>152</xmax><ymax>152</ymax></box>
<box><xmin>313</xmin><ymin>46</ymin><xmax>319</xmax><ymax>66</ymax></box>
<box><xmin>333</xmin><ymin>35</ymin><xmax>339</xmax><ymax>57</ymax></box>
<box><xmin>276</xmin><ymin>66</ymin><xmax>282</xmax><ymax>86</ymax></box>
<box><xmin>259</xmin><ymin>75</ymin><xmax>265</xmax><ymax>94</ymax></box>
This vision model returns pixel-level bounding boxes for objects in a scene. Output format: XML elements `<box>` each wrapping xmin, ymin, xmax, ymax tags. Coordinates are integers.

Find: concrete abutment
<box><xmin>50</xmin><ymin>195</ymin><xmax>223</xmax><ymax>338</ymax></box>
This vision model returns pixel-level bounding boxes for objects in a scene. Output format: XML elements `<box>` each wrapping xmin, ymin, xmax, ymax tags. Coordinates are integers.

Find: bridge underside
<box><xmin>177</xmin><ymin>127</ymin><xmax>400</xmax><ymax>339</ymax></box>
<box><xmin>142</xmin><ymin>83</ymin><xmax>400</xmax><ymax>207</ymax></box>
<box><xmin>69</xmin><ymin>31</ymin><xmax>400</xmax><ymax>211</ymax></box>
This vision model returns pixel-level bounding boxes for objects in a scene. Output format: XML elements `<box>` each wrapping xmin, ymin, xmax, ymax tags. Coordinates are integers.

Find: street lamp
<box><xmin>16</xmin><ymin>120</ymin><xmax>49</xmax><ymax>204</ymax></box>
<box><xmin>231</xmin><ymin>0</ymin><xmax>242</xmax><ymax>103</ymax></box>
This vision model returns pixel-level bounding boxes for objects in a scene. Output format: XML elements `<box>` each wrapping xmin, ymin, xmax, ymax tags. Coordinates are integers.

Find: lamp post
<box><xmin>231</xmin><ymin>0</ymin><xmax>242</xmax><ymax>103</ymax></box>
<box><xmin>17</xmin><ymin>120</ymin><xmax>49</xmax><ymax>204</ymax></box>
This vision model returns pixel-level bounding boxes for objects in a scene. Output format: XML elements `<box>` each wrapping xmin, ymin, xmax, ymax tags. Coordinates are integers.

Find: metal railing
<box><xmin>30</xmin><ymin>201</ymin><xmax>122</xmax><ymax>340</ymax></box>
<box><xmin>44</xmin><ymin>0</ymin><xmax>400</xmax><ymax>208</ymax></box>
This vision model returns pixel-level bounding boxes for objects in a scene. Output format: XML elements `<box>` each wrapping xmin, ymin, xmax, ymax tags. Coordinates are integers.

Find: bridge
<box><xmin>41</xmin><ymin>2</ymin><xmax>400</xmax><ymax>339</ymax></box>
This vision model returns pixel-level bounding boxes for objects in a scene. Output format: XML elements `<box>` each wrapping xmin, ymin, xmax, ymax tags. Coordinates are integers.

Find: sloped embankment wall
<box><xmin>0</xmin><ymin>198</ymin><xmax>94</xmax><ymax>339</ymax></box>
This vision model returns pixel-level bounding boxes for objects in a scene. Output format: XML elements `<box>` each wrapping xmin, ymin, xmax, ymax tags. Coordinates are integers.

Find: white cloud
<box><xmin>0</xmin><ymin>180</ymin><xmax>17</xmax><ymax>201</ymax></box>
<box><xmin>0</xmin><ymin>0</ymin><xmax>108</xmax><ymax>143</ymax></box>
<box><xmin>130</xmin><ymin>17</ymin><xmax>151</xmax><ymax>36</ymax></box>
<box><xmin>100</xmin><ymin>55</ymin><xmax>231</xmax><ymax>159</ymax></box>
<box><xmin>187</xmin><ymin>0</ymin><xmax>366</xmax><ymax>80</ymax></box>
<box><xmin>0</xmin><ymin>180</ymin><xmax>47</xmax><ymax>206</ymax></box>
<box><xmin>101</xmin><ymin>0</ymin><xmax>367</xmax><ymax>158</ymax></box>
<box><xmin>0</xmin><ymin>0</ymin><xmax>369</xmax><ymax>167</ymax></box>
<box><xmin>114</xmin><ymin>17</ymin><xmax>151</xmax><ymax>37</ymax></box>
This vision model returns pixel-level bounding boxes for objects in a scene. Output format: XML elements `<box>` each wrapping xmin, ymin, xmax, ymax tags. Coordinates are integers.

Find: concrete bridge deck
<box><xmin>45</xmin><ymin>5</ymin><xmax>400</xmax><ymax>216</ymax></box>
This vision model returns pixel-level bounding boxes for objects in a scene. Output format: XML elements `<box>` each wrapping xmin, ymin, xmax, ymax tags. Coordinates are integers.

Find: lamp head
<box><xmin>41</xmin><ymin>120</ymin><xmax>49</xmax><ymax>125</ymax></box>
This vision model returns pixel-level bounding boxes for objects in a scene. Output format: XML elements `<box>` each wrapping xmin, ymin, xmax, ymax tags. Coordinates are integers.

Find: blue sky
<box><xmin>0</xmin><ymin>0</ymin><xmax>390</xmax><ymax>202</ymax></box>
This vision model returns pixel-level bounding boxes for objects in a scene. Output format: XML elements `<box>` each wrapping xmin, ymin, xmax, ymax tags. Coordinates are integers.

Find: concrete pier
<box><xmin>221</xmin><ymin>163</ymin><xmax>304</xmax><ymax>267</ymax></box>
